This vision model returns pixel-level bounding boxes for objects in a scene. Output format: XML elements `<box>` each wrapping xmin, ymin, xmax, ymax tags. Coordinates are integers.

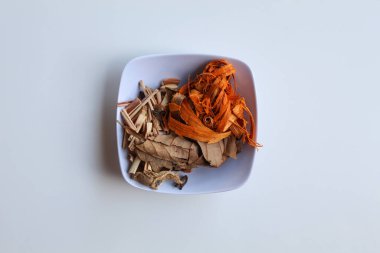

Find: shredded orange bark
<box><xmin>168</xmin><ymin>95</ymin><xmax>231</xmax><ymax>143</ymax></box>
<box><xmin>168</xmin><ymin>59</ymin><xmax>261</xmax><ymax>147</ymax></box>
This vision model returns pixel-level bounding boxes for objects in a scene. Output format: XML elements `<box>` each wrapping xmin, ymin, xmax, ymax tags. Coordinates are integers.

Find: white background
<box><xmin>1</xmin><ymin>1</ymin><xmax>379</xmax><ymax>252</ymax></box>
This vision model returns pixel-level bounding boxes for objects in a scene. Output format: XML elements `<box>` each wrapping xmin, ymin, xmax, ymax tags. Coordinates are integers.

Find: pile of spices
<box><xmin>118</xmin><ymin>59</ymin><xmax>261</xmax><ymax>190</ymax></box>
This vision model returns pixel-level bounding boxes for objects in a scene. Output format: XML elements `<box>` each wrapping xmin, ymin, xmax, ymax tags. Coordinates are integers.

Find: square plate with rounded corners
<box><xmin>116</xmin><ymin>54</ymin><xmax>257</xmax><ymax>194</ymax></box>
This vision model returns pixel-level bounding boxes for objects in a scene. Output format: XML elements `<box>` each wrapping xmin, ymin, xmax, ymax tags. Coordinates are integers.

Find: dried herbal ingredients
<box><xmin>118</xmin><ymin>59</ymin><xmax>260</xmax><ymax>190</ymax></box>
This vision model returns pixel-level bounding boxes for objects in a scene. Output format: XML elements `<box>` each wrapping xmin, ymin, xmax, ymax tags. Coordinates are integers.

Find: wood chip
<box><xmin>126</xmin><ymin>98</ymin><xmax>141</xmax><ymax>113</ymax></box>
<box><xmin>156</xmin><ymin>91</ymin><xmax>162</xmax><ymax>104</ymax></box>
<box><xmin>122</xmin><ymin>129</ymin><xmax>128</xmax><ymax>149</ymax></box>
<box><xmin>129</xmin><ymin>89</ymin><xmax>159</xmax><ymax>118</ymax></box>
<box><xmin>162</xmin><ymin>84</ymin><xmax>179</xmax><ymax>91</ymax></box>
<box><xmin>134</xmin><ymin>106</ymin><xmax>147</xmax><ymax>133</ymax></box>
<box><xmin>161</xmin><ymin>93</ymin><xmax>169</xmax><ymax>106</ymax></box>
<box><xmin>117</xmin><ymin>101</ymin><xmax>130</xmax><ymax>107</ymax></box>
<box><xmin>121</xmin><ymin>109</ymin><xmax>138</xmax><ymax>132</ymax></box>
<box><xmin>129</xmin><ymin>157</ymin><xmax>141</xmax><ymax>174</ymax></box>
<box><xmin>128</xmin><ymin>136</ymin><xmax>136</xmax><ymax>151</ymax></box>
<box><xmin>145</xmin><ymin>122</ymin><xmax>152</xmax><ymax>138</ymax></box>
<box><xmin>162</xmin><ymin>78</ymin><xmax>180</xmax><ymax>85</ymax></box>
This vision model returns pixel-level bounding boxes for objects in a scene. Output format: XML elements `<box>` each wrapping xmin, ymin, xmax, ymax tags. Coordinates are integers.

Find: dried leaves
<box><xmin>119</xmin><ymin>78</ymin><xmax>200</xmax><ymax>190</ymax></box>
<box><xmin>118</xmin><ymin>59</ymin><xmax>260</xmax><ymax>190</ymax></box>
<box><xmin>135</xmin><ymin>134</ymin><xmax>205</xmax><ymax>171</ymax></box>
<box><xmin>197</xmin><ymin>136</ymin><xmax>238</xmax><ymax>167</ymax></box>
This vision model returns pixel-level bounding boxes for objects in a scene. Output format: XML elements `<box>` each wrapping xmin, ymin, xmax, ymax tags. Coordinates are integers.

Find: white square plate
<box><xmin>116</xmin><ymin>54</ymin><xmax>258</xmax><ymax>194</ymax></box>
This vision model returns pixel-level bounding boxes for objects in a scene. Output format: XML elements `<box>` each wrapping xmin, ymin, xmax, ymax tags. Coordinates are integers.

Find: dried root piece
<box><xmin>174</xmin><ymin>175</ymin><xmax>188</xmax><ymax>190</ymax></box>
<box><xmin>133</xmin><ymin>171</ymin><xmax>154</xmax><ymax>187</ymax></box>
<box><xmin>150</xmin><ymin>171</ymin><xmax>187</xmax><ymax>190</ymax></box>
<box><xmin>133</xmin><ymin>163</ymin><xmax>188</xmax><ymax>190</ymax></box>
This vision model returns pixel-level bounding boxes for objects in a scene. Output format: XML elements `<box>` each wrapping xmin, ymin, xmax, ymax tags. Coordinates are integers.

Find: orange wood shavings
<box><xmin>168</xmin><ymin>94</ymin><xmax>231</xmax><ymax>143</ymax></box>
<box><xmin>168</xmin><ymin>59</ymin><xmax>261</xmax><ymax>147</ymax></box>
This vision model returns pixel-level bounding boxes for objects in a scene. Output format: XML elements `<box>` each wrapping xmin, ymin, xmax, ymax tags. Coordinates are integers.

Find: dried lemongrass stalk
<box><xmin>156</xmin><ymin>91</ymin><xmax>162</xmax><ymax>104</ymax></box>
<box><xmin>125</xmin><ymin>98</ymin><xmax>141</xmax><ymax>113</ymax></box>
<box><xmin>117</xmin><ymin>120</ymin><xmax>145</xmax><ymax>142</ymax></box>
<box><xmin>145</xmin><ymin>122</ymin><xmax>152</xmax><ymax>138</ymax></box>
<box><xmin>129</xmin><ymin>156</ymin><xmax>141</xmax><ymax>174</ymax></box>
<box><xmin>129</xmin><ymin>89</ymin><xmax>159</xmax><ymax>118</ymax></box>
<box><xmin>117</xmin><ymin>101</ymin><xmax>130</xmax><ymax>107</ymax></box>
<box><xmin>146</xmin><ymin>89</ymin><xmax>158</xmax><ymax>106</ymax></box>
<box><xmin>139</xmin><ymin>81</ymin><xmax>156</xmax><ymax>110</ymax></box>
<box><xmin>122</xmin><ymin>128</ymin><xmax>128</xmax><ymax>149</ymax></box>
<box><xmin>121</xmin><ymin>109</ymin><xmax>138</xmax><ymax>132</ymax></box>
<box><xmin>134</xmin><ymin>106</ymin><xmax>148</xmax><ymax>132</ymax></box>
<box><xmin>147</xmin><ymin>106</ymin><xmax>152</xmax><ymax>122</ymax></box>
<box><xmin>128</xmin><ymin>136</ymin><xmax>137</xmax><ymax>151</ymax></box>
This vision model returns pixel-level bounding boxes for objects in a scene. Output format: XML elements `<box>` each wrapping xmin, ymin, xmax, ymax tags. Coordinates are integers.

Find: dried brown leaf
<box><xmin>135</xmin><ymin>134</ymin><xmax>203</xmax><ymax>171</ymax></box>
<box><xmin>223</xmin><ymin>135</ymin><xmax>237</xmax><ymax>159</ymax></box>
<box><xmin>197</xmin><ymin>140</ymin><xmax>227</xmax><ymax>167</ymax></box>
